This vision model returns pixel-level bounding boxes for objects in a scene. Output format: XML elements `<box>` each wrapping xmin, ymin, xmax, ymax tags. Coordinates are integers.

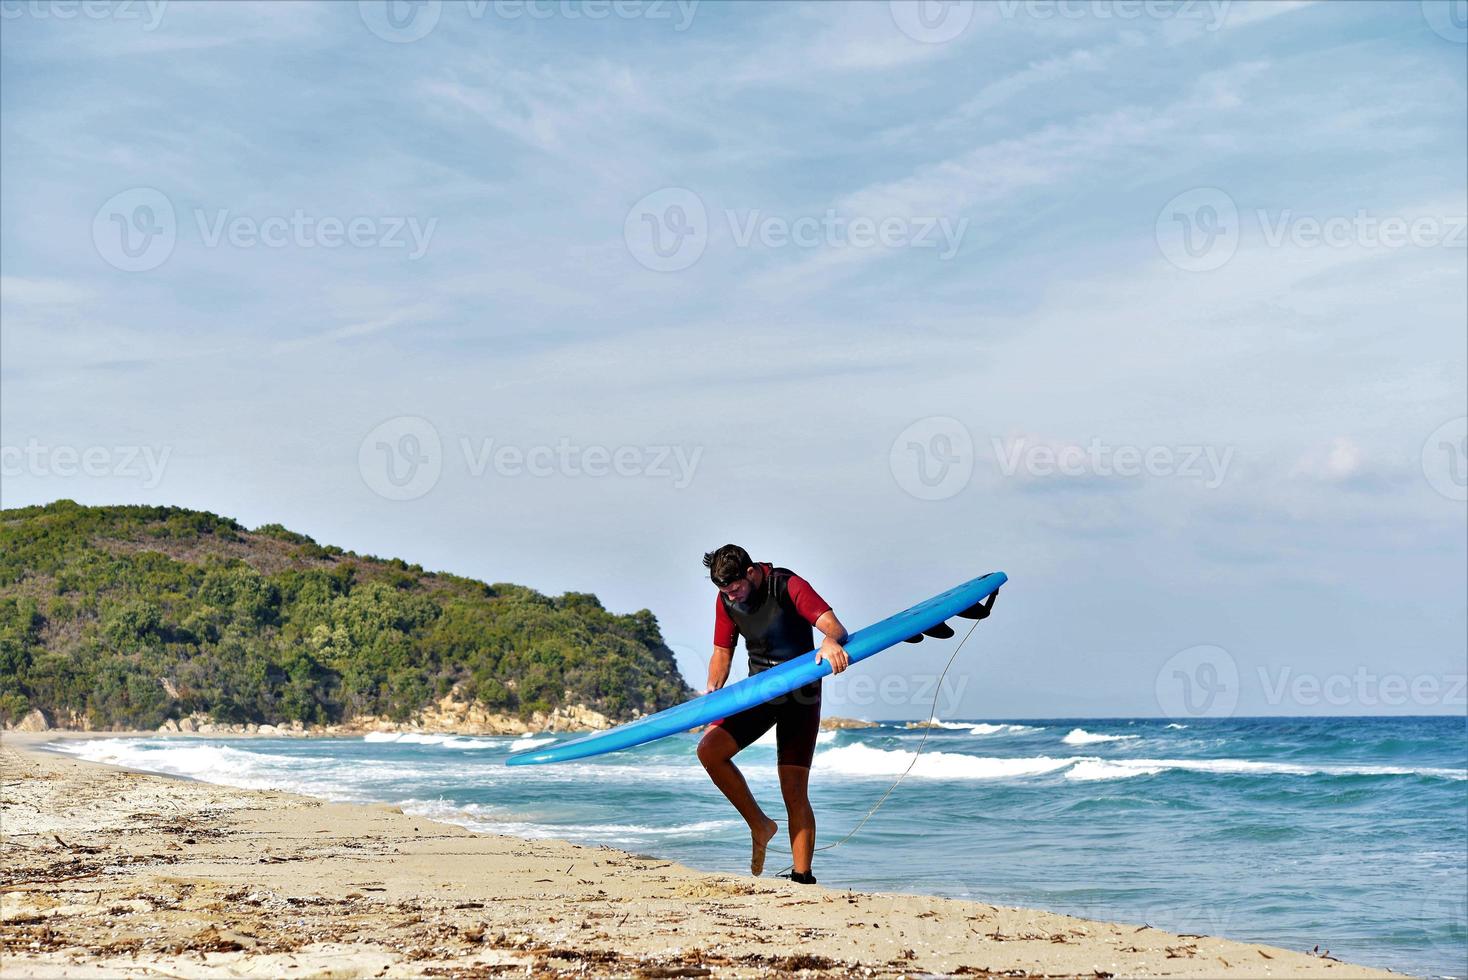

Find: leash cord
<box><xmin>772</xmin><ymin>616</ymin><xmax>983</xmax><ymax>879</ymax></box>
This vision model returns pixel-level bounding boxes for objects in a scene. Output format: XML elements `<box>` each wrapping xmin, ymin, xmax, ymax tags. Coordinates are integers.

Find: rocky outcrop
<box><xmin>820</xmin><ymin>716</ymin><xmax>877</xmax><ymax>730</ymax></box>
<box><xmin>112</xmin><ymin>696</ymin><xmax>620</xmax><ymax>737</ymax></box>
<box><xmin>331</xmin><ymin>693</ymin><xmax>615</xmax><ymax>736</ymax></box>
<box><xmin>13</xmin><ymin>708</ymin><xmax>52</xmax><ymax>732</ymax></box>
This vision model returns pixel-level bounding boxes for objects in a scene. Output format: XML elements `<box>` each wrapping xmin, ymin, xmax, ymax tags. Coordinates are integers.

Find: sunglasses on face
<box><xmin>714</xmin><ymin>573</ymin><xmax>748</xmax><ymax>590</ymax></box>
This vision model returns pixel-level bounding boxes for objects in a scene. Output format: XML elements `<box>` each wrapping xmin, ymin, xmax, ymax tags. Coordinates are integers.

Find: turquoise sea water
<box><xmin>52</xmin><ymin>716</ymin><xmax>1467</xmax><ymax>978</ymax></box>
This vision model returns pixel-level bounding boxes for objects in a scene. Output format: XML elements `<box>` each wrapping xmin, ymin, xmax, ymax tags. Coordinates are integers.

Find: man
<box><xmin>696</xmin><ymin>544</ymin><xmax>850</xmax><ymax>884</ymax></box>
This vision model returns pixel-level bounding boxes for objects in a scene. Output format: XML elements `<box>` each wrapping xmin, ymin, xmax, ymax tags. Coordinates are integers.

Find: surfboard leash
<box><xmin>771</xmin><ymin>614</ymin><xmax>985</xmax><ymax>879</ymax></box>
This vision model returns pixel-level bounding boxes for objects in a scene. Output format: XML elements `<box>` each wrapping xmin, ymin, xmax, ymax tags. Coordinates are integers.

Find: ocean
<box><xmin>49</xmin><ymin>716</ymin><xmax>1467</xmax><ymax>978</ymax></box>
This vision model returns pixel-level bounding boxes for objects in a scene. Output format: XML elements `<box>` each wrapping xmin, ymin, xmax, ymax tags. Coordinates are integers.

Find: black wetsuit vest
<box><xmin>721</xmin><ymin>566</ymin><xmax>816</xmax><ymax>675</ymax></box>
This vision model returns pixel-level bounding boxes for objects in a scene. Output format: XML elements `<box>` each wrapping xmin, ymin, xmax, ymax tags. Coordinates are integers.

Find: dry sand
<box><xmin>0</xmin><ymin>732</ymin><xmax>1401</xmax><ymax>979</ymax></box>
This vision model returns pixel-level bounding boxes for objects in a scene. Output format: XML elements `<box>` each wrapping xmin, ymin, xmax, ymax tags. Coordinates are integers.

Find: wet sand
<box><xmin>1</xmin><ymin>732</ymin><xmax>1401</xmax><ymax>978</ymax></box>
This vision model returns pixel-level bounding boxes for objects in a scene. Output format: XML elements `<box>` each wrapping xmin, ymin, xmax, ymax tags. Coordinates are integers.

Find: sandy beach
<box><xmin>0</xmin><ymin>732</ymin><xmax>1405</xmax><ymax>979</ymax></box>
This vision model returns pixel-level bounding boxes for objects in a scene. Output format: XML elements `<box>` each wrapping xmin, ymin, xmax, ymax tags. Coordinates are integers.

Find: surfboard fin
<box><xmin>957</xmin><ymin>591</ymin><xmax>999</xmax><ymax>620</ymax></box>
<box><xmin>902</xmin><ymin>634</ymin><xmax>924</xmax><ymax>643</ymax></box>
<box><xmin>922</xmin><ymin>622</ymin><xmax>955</xmax><ymax>639</ymax></box>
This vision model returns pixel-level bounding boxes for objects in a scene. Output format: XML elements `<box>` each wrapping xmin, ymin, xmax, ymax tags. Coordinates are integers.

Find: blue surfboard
<box><xmin>505</xmin><ymin>571</ymin><xmax>1007</xmax><ymax>767</ymax></box>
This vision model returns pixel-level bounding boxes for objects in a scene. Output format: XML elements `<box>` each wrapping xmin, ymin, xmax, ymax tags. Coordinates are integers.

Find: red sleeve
<box><xmin>713</xmin><ymin>595</ymin><xmax>738</xmax><ymax>648</ymax></box>
<box><xmin>786</xmin><ymin>574</ymin><xmax>832</xmax><ymax>625</ymax></box>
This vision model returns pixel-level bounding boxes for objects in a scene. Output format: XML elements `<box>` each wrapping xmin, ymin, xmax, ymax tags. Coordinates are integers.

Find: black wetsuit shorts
<box><xmin>712</xmin><ymin>680</ymin><xmax>822</xmax><ymax>768</ymax></box>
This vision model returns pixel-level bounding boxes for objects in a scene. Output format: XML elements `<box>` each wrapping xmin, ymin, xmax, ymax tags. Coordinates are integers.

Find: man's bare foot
<box><xmin>750</xmin><ymin>817</ymin><xmax>777</xmax><ymax>876</ymax></box>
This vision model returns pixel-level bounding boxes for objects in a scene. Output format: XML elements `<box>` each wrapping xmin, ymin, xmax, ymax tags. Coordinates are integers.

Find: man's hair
<box><xmin>703</xmin><ymin>544</ymin><xmax>753</xmax><ymax>585</ymax></box>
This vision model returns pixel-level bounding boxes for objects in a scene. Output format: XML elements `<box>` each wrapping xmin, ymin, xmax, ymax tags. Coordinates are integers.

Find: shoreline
<box><xmin>2</xmin><ymin>732</ymin><xmax>1403</xmax><ymax>978</ymax></box>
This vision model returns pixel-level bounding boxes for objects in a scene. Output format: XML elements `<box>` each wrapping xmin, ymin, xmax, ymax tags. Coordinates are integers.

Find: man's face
<box><xmin>716</xmin><ymin>566</ymin><xmax>757</xmax><ymax>604</ymax></box>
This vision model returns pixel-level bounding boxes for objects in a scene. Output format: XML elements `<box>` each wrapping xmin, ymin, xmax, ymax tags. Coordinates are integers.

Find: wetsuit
<box><xmin>712</xmin><ymin>563</ymin><xmax>830</xmax><ymax>768</ymax></box>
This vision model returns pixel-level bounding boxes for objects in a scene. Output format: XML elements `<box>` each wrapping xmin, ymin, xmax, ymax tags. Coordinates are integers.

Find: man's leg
<box><xmin>778</xmin><ymin>763</ymin><xmax>815</xmax><ymax>875</ymax></box>
<box><xmin>697</xmin><ymin>724</ymin><xmax>778</xmax><ymax>875</ymax></box>
<box><xmin>774</xmin><ymin>681</ymin><xmax>822</xmax><ymax>879</ymax></box>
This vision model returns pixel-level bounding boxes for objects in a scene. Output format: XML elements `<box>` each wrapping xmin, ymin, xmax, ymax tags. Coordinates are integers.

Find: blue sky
<box><xmin>2</xmin><ymin>0</ymin><xmax>1464</xmax><ymax>718</ymax></box>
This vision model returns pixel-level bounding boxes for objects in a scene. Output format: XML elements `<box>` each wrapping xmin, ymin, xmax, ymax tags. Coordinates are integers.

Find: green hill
<box><xmin>0</xmin><ymin>501</ymin><xmax>693</xmax><ymax>731</ymax></box>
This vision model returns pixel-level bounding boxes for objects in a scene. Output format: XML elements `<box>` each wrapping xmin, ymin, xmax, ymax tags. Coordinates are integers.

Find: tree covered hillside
<box><xmin>0</xmin><ymin>501</ymin><xmax>693</xmax><ymax>730</ymax></box>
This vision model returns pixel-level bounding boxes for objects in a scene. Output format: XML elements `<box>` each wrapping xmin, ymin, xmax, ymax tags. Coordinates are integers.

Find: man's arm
<box><xmin>814</xmin><ymin>610</ymin><xmax>850</xmax><ymax>674</ymax></box>
<box><xmin>706</xmin><ymin>645</ymin><xmax>734</xmax><ymax>694</ymax></box>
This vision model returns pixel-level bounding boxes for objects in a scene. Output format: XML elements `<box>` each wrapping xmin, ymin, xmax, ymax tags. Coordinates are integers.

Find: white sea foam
<box><xmin>52</xmin><ymin>739</ymin><xmax>327</xmax><ymax>795</ymax></box>
<box><xmin>1062</xmin><ymin>728</ymin><xmax>1141</xmax><ymax>745</ymax></box>
<box><xmin>395</xmin><ymin>796</ymin><xmax>741</xmax><ymax>841</ymax></box>
<box><xmin>814</xmin><ymin>744</ymin><xmax>1072</xmax><ymax>780</ymax></box>
<box><xmin>362</xmin><ymin>732</ymin><xmax>507</xmax><ymax>749</ymax></box>
<box><xmin>1065</xmin><ymin>759</ymin><xmax>1167</xmax><ymax>781</ymax></box>
<box><xmin>969</xmin><ymin>723</ymin><xmax>1041</xmax><ymax>736</ymax></box>
<box><xmin>1064</xmin><ymin>757</ymin><xmax>1468</xmax><ymax>781</ymax></box>
<box><xmin>1165</xmin><ymin>723</ymin><xmax>1188</xmax><ymax>730</ymax></box>
<box><xmin>810</xmin><ymin>743</ymin><xmax>1468</xmax><ymax>783</ymax></box>
<box><xmin>363</xmin><ymin>732</ymin><xmax>452</xmax><ymax>745</ymax></box>
<box><xmin>508</xmin><ymin>736</ymin><xmax>556</xmax><ymax>752</ymax></box>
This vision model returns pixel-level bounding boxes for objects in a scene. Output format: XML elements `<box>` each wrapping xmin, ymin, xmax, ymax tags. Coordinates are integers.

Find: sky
<box><xmin>1</xmin><ymin>0</ymin><xmax>1464</xmax><ymax>719</ymax></box>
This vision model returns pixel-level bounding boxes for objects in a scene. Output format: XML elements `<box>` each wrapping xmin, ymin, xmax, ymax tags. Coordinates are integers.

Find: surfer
<box><xmin>696</xmin><ymin>544</ymin><xmax>850</xmax><ymax>884</ymax></box>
